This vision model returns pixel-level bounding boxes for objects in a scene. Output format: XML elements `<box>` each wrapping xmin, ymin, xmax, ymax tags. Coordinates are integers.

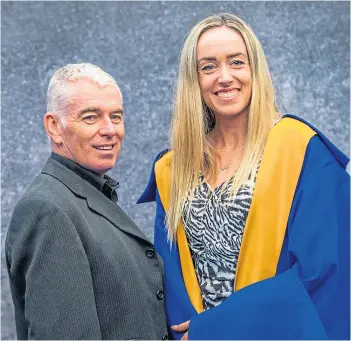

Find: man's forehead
<box><xmin>66</xmin><ymin>81</ymin><xmax>122</xmax><ymax>102</ymax></box>
<box><xmin>67</xmin><ymin>78</ymin><xmax>120</xmax><ymax>91</ymax></box>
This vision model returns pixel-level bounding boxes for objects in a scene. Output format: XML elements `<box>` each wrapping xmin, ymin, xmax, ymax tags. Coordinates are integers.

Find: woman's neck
<box><xmin>208</xmin><ymin>112</ymin><xmax>248</xmax><ymax>151</ymax></box>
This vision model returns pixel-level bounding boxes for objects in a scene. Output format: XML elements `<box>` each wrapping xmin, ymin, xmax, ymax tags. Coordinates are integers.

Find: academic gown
<box><xmin>138</xmin><ymin>115</ymin><xmax>350</xmax><ymax>340</ymax></box>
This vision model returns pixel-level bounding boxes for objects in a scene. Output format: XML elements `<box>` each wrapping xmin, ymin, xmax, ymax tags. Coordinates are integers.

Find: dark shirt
<box><xmin>51</xmin><ymin>152</ymin><xmax>119</xmax><ymax>203</ymax></box>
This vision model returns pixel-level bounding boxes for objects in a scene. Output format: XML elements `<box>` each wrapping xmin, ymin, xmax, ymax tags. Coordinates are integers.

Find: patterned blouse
<box><xmin>182</xmin><ymin>167</ymin><xmax>259</xmax><ymax>310</ymax></box>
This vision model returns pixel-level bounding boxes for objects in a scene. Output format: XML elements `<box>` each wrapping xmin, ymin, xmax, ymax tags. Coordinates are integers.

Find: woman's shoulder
<box><xmin>268</xmin><ymin>115</ymin><xmax>318</xmax><ymax>158</ymax></box>
<box><xmin>154</xmin><ymin>149</ymin><xmax>172</xmax><ymax>169</ymax></box>
<box><xmin>273</xmin><ymin>114</ymin><xmax>349</xmax><ymax>169</ymax></box>
<box><xmin>274</xmin><ymin>114</ymin><xmax>315</xmax><ymax>136</ymax></box>
<box><xmin>137</xmin><ymin>149</ymin><xmax>172</xmax><ymax>204</ymax></box>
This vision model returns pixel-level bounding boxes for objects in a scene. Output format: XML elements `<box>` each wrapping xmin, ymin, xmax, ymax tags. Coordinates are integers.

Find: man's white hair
<box><xmin>47</xmin><ymin>63</ymin><xmax>121</xmax><ymax>125</ymax></box>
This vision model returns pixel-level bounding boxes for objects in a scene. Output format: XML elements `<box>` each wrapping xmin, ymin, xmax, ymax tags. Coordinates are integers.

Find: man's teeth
<box><xmin>217</xmin><ymin>90</ymin><xmax>239</xmax><ymax>98</ymax></box>
<box><xmin>95</xmin><ymin>146</ymin><xmax>113</xmax><ymax>150</ymax></box>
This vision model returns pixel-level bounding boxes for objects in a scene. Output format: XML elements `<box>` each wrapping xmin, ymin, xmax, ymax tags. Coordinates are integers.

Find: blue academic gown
<box><xmin>138</xmin><ymin>115</ymin><xmax>350</xmax><ymax>340</ymax></box>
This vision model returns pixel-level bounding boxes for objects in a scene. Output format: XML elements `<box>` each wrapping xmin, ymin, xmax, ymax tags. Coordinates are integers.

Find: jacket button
<box><xmin>156</xmin><ymin>290</ymin><xmax>164</xmax><ymax>300</ymax></box>
<box><xmin>145</xmin><ymin>248</ymin><xmax>155</xmax><ymax>258</ymax></box>
<box><xmin>162</xmin><ymin>335</ymin><xmax>168</xmax><ymax>340</ymax></box>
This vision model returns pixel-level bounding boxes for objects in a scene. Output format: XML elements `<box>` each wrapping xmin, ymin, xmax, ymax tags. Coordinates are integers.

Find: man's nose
<box><xmin>99</xmin><ymin>118</ymin><xmax>116</xmax><ymax>136</ymax></box>
<box><xmin>218</xmin><ymin>65</ymin><xmax>234</xmax><ymax>84</ymax></box>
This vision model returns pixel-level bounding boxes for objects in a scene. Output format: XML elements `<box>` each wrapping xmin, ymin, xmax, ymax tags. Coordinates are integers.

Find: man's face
<box><xmin>57</xmin><ymin>79</ymin><xmax>124</xmax><ymax>176</ymax></box>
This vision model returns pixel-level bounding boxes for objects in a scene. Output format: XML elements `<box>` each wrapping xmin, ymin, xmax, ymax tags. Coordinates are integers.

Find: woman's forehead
<box><xmin>197</xmin><ymin>26</ymin><xmax>247</xmax><ymax>58</ymax></box>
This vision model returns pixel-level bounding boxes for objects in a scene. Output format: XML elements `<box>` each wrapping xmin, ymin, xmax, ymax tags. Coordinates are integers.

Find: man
<box><xmin>5</xmin><ymin>63</ymin><xmax>169</xmax><ymax>340</ymax></box>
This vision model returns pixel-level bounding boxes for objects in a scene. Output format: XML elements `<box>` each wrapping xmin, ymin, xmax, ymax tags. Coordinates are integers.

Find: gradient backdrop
<box><xmin>1</xmin><ymin>1</ymin><xmax>350</xmax><ymax>339</ymax></box>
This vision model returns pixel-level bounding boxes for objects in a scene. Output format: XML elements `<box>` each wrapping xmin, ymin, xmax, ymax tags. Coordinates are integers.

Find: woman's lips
<box><xmin>215</xmin><ymin>89</ymin><xmax>240</xmax><ymax>100</ymax></box>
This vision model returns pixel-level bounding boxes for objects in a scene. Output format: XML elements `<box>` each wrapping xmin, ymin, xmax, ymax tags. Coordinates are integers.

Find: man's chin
<box><xmin>94</xmin><ymin>167</ymin><xmax>112</xmax><ymax>176</ymax></box>
<box><xmin>80</xmin><ymin>163</ymin><xmax>113</xmax><ymax>177</ymax></box>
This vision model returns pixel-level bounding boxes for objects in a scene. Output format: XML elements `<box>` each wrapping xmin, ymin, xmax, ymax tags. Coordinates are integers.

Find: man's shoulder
<box><xmin>6</xmin><ymin>171</ymin><xmax>85</xmax><ymax>251</ymax></box>
<box><xmin>22</xmin><ymin>171</ymin><xmax>73</xmax><ymax>203</ymax></box>
<box><xmin>11</xmin><ymin>169</ymin><xmax>83</xmax><ymax>227</ymax></box>
<box><xmin>6</xmin><ymin>176</ymin><xmax>64</xmax><ymax>252</ymax></box>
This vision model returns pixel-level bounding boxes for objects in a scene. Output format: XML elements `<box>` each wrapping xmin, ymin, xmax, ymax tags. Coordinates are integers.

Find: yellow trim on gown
<box><xmin>155</xmin><ymin>118</ymin><xmax>316</xmax><ymax>313</ymax></box>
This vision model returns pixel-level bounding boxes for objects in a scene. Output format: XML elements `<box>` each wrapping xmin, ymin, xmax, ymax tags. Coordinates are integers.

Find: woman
<box><xmin>138</xmin><ymin>13</ymin><xmax>349</xmax><ymax>340</ymax></box>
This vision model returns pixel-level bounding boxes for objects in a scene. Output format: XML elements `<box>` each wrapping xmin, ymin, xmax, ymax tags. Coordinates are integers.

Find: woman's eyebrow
<box><xmin>227</xmin><ymin>52</ymin><xmax>247</xmax><ymax>58</ymax></box>
<box><xmin>197</xmin><ymin>52</ymin><xmax>247</xmax><ymax>64</ymax></box>
<box><xmin>197</xmin><ymin>57</ymin><xmax>217</xmax><ymax>64</ymax></box>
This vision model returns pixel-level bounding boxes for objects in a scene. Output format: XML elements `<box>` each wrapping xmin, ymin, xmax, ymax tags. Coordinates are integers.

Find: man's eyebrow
<box><xmin>112</xmin><ymin>109</ymin><xmax>124</xmax><ymax>116</ymax></box>
<box><xmin>78</xmin><ymin>108</ymin><xmax>124</xmax><ymax>116</ymax></box>
<box><xmin>79</xmin><ymin>107</ymin><xmax>101</xmax><ymax>116</ymax></box>
<box><xmin>197</xmin><ymin>53</ymin><xmax>247</xmax><ymax>64</ymax></box>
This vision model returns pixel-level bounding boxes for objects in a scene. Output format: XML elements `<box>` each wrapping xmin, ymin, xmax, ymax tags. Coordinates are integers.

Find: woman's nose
<box><xmin>218</xmin><ymin>65</ymin><xmax>234</xmax><ymax>85</ymax></box>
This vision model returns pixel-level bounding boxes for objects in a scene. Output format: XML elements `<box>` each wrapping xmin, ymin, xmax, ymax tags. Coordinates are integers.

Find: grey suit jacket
<box><xmin>5</xmin><ymin>157</ymin><xmax>169</xmax><ymax>340</ymax></box>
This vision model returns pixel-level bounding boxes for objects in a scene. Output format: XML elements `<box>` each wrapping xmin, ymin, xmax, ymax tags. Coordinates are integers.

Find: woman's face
<box><xmin>196</xmin><ymin>26</ymin><xmax>252</xmax><ymax>119</ymax></box>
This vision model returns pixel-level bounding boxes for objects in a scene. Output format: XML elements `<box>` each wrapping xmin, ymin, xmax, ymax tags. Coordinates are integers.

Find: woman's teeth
<box><xmin>217</xmin><ymin>90</ymin><xmax>239</xmax><ymax>98</ymax></box>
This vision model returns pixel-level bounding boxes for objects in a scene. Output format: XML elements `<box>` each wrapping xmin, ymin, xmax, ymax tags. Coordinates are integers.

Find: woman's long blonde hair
<box><xmin>167</xmin><ymin>13</ymin><xmax>280</xmax><ymax>241</ymax></box>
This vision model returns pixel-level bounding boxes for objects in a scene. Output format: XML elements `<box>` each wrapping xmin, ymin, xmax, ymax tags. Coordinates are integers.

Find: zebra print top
<box><xmin>182</xmin><ymin>169</ymin><xmax>258</xmax><ymax>310</ymax></box>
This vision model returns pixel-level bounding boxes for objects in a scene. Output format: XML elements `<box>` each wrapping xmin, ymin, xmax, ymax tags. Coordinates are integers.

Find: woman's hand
<box><xmin>171</xmin><ymin>320</ymin><xmax>190</xmax><ymax>340</ymax></box>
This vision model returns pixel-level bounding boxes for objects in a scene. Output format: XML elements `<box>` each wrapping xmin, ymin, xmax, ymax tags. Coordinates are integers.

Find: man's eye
<box><xmin>83</xmin><ymin>115</ymin><xmax>97</xmax><ymax>122</ymax></box>
<box><xmin>111</xmin><ymin>115</ymin><xmax>122</xmax><ymax>123</ymax></box>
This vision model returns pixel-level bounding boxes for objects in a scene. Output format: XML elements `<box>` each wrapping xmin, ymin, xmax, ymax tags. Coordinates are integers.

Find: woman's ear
<box><xmin>44</xmin><ymin>112</ymin><xmax>64</xmax><ymax>144</ymax></box>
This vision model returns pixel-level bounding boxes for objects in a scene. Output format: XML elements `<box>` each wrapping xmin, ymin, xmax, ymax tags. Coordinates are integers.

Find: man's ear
<box><xmin>44</xmin><ymin>112</ymin><xmax>64</xmax><ymax>144</ymax></box>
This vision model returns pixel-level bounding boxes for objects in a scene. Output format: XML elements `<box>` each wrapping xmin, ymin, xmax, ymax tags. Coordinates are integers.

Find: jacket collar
<box><xmin>42</xmin><ymin>157</ymin><xmax>152</xmax><ymax>245</ymax></box>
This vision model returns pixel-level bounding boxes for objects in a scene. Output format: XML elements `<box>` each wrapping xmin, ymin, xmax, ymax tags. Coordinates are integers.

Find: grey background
<box><xmin>1</xmin><ymin>1</ymin><xmax>349</xmax><ymax>339</ymax></box>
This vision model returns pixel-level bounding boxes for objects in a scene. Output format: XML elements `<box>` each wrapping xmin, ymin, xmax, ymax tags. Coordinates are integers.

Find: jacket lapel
<box><xmin>42</xmin><ymin>157</ymin><xmax>152</xmax><ymax>245</ymax></box>
<box><xmin>85</xmin><ymin>192</ymin><xmax>152</xmax><ymax>244</ymax></box>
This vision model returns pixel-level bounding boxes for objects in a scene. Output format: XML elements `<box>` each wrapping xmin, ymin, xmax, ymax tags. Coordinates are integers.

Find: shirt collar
<box><xmin>50</xmin><ymin>152</ymin><xmax>119</xmax><ymax>202</ymax></box>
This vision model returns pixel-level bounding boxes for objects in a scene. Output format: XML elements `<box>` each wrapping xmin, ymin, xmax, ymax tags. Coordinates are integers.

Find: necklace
<box><xmin>219</xmin><ymin>163</ymin><xmax>231</xmax><ymax>173</ymax></box>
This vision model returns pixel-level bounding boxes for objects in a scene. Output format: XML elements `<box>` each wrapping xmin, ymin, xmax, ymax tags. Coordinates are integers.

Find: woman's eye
<box><xmin>201</xmin><ymin>64</ymin><xmax>217</xmax><ymax>73</ymax></box>
<box><xmin>230</xmin><ymin>59</ymin><xmax>245</xmax><ymax>67</ymax></box>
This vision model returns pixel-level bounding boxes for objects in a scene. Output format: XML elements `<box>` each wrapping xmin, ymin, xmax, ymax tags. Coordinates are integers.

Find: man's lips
<box><xmin>93</xmin><ymin>144</ymin><xmax>115</xmax><ymax>150</ymax></box>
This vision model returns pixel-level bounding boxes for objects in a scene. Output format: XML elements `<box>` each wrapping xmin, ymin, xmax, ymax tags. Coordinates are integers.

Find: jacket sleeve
<box><xmin>6</xmin><ymin>196</ymin><xmax>102</xmax><ymax>340</ymax></box>
<box><xmin>188</xmin><ymin>137</ymin><xmax>350</xmax><ymax>340</ymax></box>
